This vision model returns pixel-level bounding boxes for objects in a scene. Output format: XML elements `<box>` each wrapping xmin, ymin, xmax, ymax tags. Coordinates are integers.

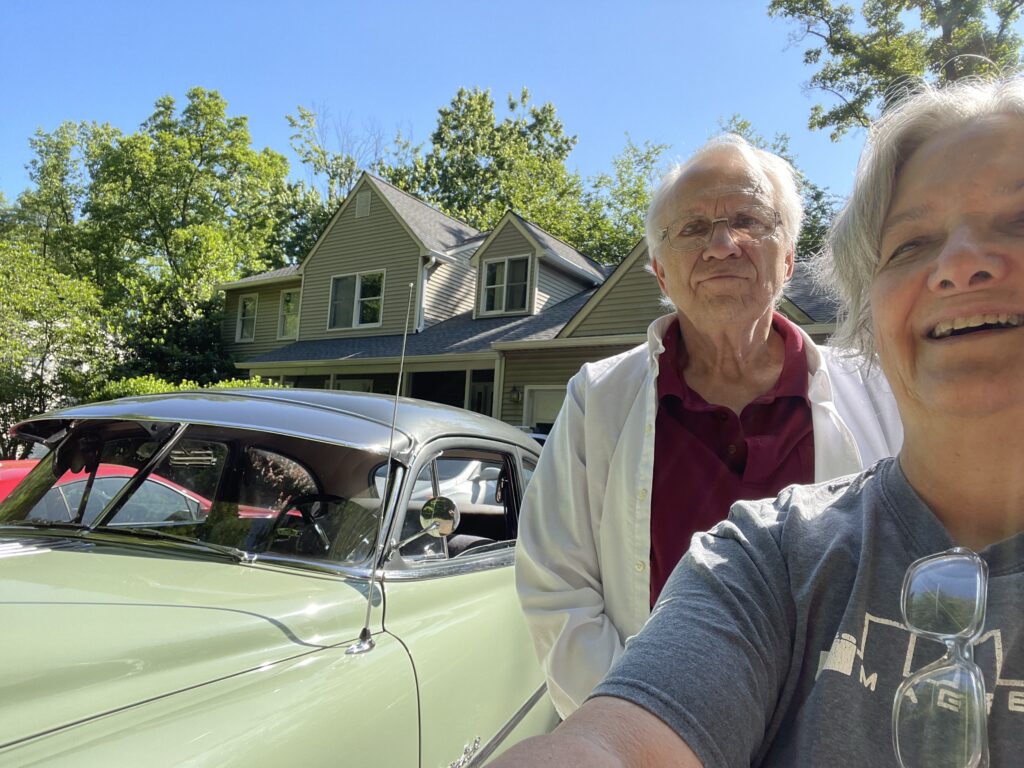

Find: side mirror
<box><xmin>420</xmin><ymin>496</ymin><xmax>460</xmax><ymax>537</ymax></box>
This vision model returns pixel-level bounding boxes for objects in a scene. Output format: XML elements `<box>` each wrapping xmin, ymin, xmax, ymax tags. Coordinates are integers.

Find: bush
<box><xmin>88</xmin><ymin>375</ymin><xmax>276</xmax><ymax>403</ymax></box>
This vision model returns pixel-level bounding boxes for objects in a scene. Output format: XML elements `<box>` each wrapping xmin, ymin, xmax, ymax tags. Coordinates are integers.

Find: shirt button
<box><xmin>727</xmin><ymin>444</ymin><xmax>737</xmax><ymax>455</ymax></box>
<box><xmin>645</xmin><ymin>423</ymin><xmax>653</xmax><ymax>435</ymax></box>
<box><xmin>635</xmin><ymin>560</ymin><xmax>646</xmax><ymax>572</ymax></box>
<box><xmin>637</xmin><ymin>488</ymin><xmax>648</xmax><ymax>500</ymax></box>
<box><xmin>717</xmin><ymin>411</ymin><xmax>728</xmax><ymax>422</ymax></box>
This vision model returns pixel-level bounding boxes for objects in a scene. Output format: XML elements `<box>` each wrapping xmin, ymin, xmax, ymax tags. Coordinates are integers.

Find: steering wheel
<box><xmin>271</xmin><ymin>493</ymin><xmax>347</xmax><ymax>553</ymax></box>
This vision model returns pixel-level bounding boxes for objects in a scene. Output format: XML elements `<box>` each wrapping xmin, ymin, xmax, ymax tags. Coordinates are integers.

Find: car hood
<box><xmin>0</xmin><ymin>535</ymin><xmax>372</xmax><ymax>749</ymax></box>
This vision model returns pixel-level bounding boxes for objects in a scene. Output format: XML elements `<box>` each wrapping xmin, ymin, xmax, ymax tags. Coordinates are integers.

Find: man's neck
<box><xmin>676</xmin><ymin>309</ymin><xmax>786</xmax><ymax>414</ymax></box>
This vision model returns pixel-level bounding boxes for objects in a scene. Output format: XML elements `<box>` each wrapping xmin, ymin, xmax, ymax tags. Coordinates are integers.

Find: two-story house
<box><xmin>220</xmin><ymin>173</ymin><xmax>838</xmax><ymax>433</ymax></box>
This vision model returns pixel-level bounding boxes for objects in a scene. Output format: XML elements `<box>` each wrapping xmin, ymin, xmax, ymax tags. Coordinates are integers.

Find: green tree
<box><xmin>719</xmin><ymin>115</ymin><xmax>840</xmax><ymax>260</ymax></box>
<box><xmin>769</xmin><ymin>0</ymin><xmax>1024</xmax><ymax>139</ymax></box>
<box><xmin>376</xmin><ymin>87</ymin><xmax>595</xmax><ymax>248</ymax></box>
<box><xmin>583</xmin><ymin>136</ymin><xmax>669</xmax><ymax>263</ymax></box>
<box><xmin>0</xmin><ymin>240</ymin><xmax>113</xmax><ymax>458</ymax></box>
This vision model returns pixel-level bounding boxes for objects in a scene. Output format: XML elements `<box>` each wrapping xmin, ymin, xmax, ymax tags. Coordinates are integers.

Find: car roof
<box><xmin>12</xmin><ymin>389</ymin><xmax>541</xmax><ymax>463</ymax></box>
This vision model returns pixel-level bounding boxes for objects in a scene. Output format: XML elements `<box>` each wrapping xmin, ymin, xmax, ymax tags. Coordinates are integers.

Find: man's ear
<box><xmin>651</xmin><ymin>256</ymin><xmax>669</xmax><ymax>293</ymax></box>
<box><xmin>783</xmin><ymin>247</ymin><xmax>795</xmax><ymax>282</ymax></box>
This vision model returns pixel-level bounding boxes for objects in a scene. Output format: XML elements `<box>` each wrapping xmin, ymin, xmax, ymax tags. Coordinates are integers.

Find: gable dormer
<box><xmin>470</xmin><ymin>212</ymin><xmax>603</xmax><ymax>319</ymax></box>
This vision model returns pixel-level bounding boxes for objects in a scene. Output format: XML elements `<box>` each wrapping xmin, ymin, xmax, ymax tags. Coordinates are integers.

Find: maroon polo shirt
<box><xmin>649</xmin><ymin>313</ymin><xmax>814</xmax><ymax>605</ymax></box>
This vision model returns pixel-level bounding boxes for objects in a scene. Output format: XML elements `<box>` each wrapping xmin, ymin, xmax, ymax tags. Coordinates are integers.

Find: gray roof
<box><xmin>512</xmin><ymin>213</ymin><xmax>605</xmax><ymax>283</ymax></box>
<box><xmin>225</xmin><ymin>265</ymin><xmax>301</xmax><ymax>286</ymax></box>
<box><xmin>245</xmin><ymin>290</ymin><xmax>595</xmax><ymax>364</ymax></box>
<box><xmin>784</xmin><ymin>261</ymin><xmax>840</xmax><ymax>324</ymax></box>
<box><xmin>365</xmin><ymin>175</ymin><xmax>480</xmax><ymax>253</ymax></box>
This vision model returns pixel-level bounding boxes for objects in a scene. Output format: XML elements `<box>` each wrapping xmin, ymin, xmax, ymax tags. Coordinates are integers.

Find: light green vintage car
<box><xmin>0</xmin><ymin>390</ymin><xmax>558</xmax><ymax>767</ymax></box>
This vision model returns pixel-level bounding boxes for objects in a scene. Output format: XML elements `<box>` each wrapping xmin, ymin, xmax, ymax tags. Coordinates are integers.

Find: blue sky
<box><xmin>3</xmin><ymin>0</ymin><xmax>1015</xmax><ymax>206</ymax></box>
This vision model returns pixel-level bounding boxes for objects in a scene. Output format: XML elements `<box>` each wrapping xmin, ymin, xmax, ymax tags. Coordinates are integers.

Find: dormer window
<box><xmin>482</xmin><ymin>255</ymin><xmax>529</xmax><ymax>314</ymax></box>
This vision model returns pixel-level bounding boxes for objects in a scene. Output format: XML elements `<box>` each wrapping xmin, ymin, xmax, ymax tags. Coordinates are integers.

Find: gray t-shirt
<box><xmin>594</xmin><ymin>458</ymin><xmax>1024</xmax><ymax>767</ymax></box>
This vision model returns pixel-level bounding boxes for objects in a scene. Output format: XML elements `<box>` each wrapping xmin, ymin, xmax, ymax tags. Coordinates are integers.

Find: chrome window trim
<box><xmin>382</xmin><ymin>548</ymin><xmax>514</xmax><ymax>581</ymax></box>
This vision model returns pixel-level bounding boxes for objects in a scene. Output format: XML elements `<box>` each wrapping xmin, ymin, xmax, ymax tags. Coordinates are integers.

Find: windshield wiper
<box><xmin>0</xmin><ymin>520</ymin><xmax>88</xmax><ymax>532</ymax></box>
<box><xmin>84</xmin><ymin>526</ymin><xmax>254</xmax><ymax>563</ymax></box>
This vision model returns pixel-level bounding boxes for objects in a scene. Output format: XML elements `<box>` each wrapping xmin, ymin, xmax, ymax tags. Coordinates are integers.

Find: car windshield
<box><xmin>0</xmin><ymin>420</ymin><xmax>388</xmax><ymax>566</ymax></box>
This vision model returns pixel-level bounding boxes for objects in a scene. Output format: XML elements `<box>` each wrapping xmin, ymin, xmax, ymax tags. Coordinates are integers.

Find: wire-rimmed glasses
<box><xmin>893</xmin><ymin>547</ymin><xmax>989</xmax><ymax>768</ymax></box>
<box><xmin>657</xmin><ymin>205</ymin><xmax>780</xmax><ymax>252</ymax></box>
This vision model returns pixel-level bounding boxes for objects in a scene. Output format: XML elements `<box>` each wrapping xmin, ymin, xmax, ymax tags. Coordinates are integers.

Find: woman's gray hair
<box><xmin>645</xmin><ymin>134</ymin><xmax>804</xmax><ymax>267</ymax></box>
<box><xmin>821</xmin><ymin>76</ymin><xmax>1024</xmax><ymax>358</ymax></box>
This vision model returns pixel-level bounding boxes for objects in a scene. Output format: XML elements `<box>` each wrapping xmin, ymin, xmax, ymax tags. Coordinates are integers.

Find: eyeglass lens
<box><xmin>894</xmin><ymin>659</ymin><xmax>988</xmax><ymax>768</ymax></box>
<box><xmin>903</xmin><ymin>556</ymin><xmax>986</xmax><ymax>638</ymax></box>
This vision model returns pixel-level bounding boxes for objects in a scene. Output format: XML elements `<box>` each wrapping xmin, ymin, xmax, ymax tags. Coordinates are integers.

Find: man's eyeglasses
<box><xmin>657</xmin><ymin>205</ymin><xmax>780</xmax><ymax>252</ymax></box>
<box><xmin>893</xmin><ymin>547</ymin><xmax>989</xmax><ymax>768</ymax></box>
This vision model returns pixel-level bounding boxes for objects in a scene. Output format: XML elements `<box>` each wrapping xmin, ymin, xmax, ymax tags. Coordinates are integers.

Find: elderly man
<box><xmin>515</xmin><ymin>135</ymin><xmax>903</xmax><ymax>718</ymax></box>
<box><xmin>497</xmin><ymin>76</ymin><xmax>1024</xmax><ymax>766</ymax></box>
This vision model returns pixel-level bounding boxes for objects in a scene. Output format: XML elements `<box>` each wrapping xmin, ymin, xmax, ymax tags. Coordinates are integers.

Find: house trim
<box><xmin>492</xmin><ymin>334</ymin><xmax>646</xmax><ymax>351</ymax></box>
<box><xmin>219</xmin><ymin>272</ymin><xmax>301</xmax><ymax>291</ymax></box>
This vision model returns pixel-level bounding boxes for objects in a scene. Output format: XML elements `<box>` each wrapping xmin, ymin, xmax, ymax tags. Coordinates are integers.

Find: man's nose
<box><xmin>926</xmin><ymin>226</ymin><xmax>1006</xmax><ymax>292</ymax></box>
<box><xmin>702</xmin><ymin>217</ymin><xmax>741</xmax><ymax>260</ymax></box>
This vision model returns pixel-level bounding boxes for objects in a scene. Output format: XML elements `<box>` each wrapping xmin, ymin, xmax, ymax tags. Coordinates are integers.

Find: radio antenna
<box><xmin>348</xmin><ymin>281</ymin><xmax>415</xmax><ymax>655</ymax></box>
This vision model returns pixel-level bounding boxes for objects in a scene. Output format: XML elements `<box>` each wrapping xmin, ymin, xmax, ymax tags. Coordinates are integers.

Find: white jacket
<box><xmin>515</xmin><ymin>314</ymin><xmax>904</xmax><ymax>718</ymax></box>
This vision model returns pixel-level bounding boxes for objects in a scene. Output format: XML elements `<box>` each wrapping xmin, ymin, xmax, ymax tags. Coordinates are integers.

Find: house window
<box><xmin>236</xmin><ymin>294</ymin><xmax>258</xmax><ymax>342</ymax></box>
<box><xmin>482</xmin><ymin>256</ymin><xmax>529</xmax><ymax>313</ymax></box>
<box><xmin>278</xmin><ymin>289</ymin><xmax>300</xmax><ymax>339</ymax></box>
<box><xmin>329</xmin><ymin>270</ymin><xmax>384</xmax><ymax>329</ymax></box>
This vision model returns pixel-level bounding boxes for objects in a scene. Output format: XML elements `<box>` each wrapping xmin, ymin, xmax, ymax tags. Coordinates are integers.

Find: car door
<box><xmin>380</xmin><ymin>439</ymin><xmax>557</xmax><ymax>767</ymax></box>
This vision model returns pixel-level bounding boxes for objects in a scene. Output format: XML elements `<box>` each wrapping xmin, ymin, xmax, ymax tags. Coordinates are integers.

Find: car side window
<box><xmin>521</xmin><ymin>456</ymin><xmax>537</xmax><ymax>491</ymax></box>
<box><xmin>399</xmin><ymin>449</ymin><xmax>518</xmax><ymax>561</ymax></box>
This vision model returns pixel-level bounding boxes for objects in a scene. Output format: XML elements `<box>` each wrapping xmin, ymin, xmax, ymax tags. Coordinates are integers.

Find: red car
<box><xmin>0</xmin><ymin>460</ymin><xmax>271</xmax><ymax>525</ymax></box>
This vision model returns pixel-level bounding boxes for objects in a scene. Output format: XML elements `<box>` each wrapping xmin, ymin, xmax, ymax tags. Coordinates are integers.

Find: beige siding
<box><xmin>475</xmin><ymin>226</ymin><xmax>534</xmax><ymax>316</ymax></box>
<box><xmin>300</xmin><ymin>188</ymin><xmax>421</xmax><ymax>340</ymax></box>
<box><xmin>500</xmin><ymin>346</ymin><xmax>633</xmax><ymax>425</ymax></box>
<box><xmin>222</xmin><ymin>280</ymin><xmax>302</xmax><ymax>361</ymax></box>
<box><xmin>424</xmin><ymin>257</ymin><xmax>474</xmax><ymax>326</ymax></box>
<box><xmin>569</xmin><ymin>258</ymin><xmax>663</xmax><ymax>338</ymax></box>
<box><xmin>535</xmin><ymin>264</ymin><xmax>585</xmax><ymax>312</ymax></box>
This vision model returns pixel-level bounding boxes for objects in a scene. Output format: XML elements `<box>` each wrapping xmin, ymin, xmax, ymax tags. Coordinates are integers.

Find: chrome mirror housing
<box><xmin>420</xmin><ymin>497</ymin><xmax>460</xmax><ymax>537</ymax></box>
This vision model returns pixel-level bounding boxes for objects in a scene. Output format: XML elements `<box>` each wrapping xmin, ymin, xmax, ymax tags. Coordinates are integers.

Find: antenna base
<box><xmin>346</xmin><ymin>628</ymin><xmax>375</xmax><ymax>655</ymax></box>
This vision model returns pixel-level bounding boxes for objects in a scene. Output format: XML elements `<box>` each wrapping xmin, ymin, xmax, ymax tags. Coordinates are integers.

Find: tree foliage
<box><xmin>376</xmin><ymin>88</ymin><xmax>592</xmax><ymax>245</ymax></box>
<box><xmin>583</xmin><ymin>136</ymin><xmax>669</xmax><ymax>262</ymax></box>
<box><xmin>769</xmin><ymin>0</ymin><xmax>1024</xmax><ymax>139</ymax></box>
<box><xmin>0</xmin><ymin>239</ymin><xmax>114</xmax><ymax>458</ymax></box>
<box><xmin>7</xmin><ymin>88</ymin><xmax>311</xmax><ymax>386</ymax></box>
